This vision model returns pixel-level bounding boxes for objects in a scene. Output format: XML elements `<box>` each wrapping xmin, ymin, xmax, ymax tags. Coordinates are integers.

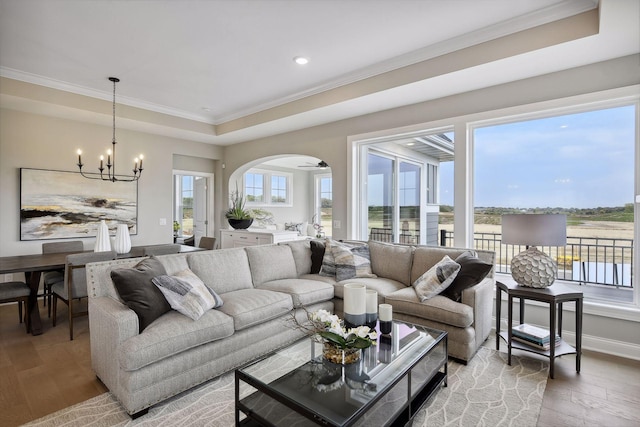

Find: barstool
<box><xmin>0</xmin><ymin>281</ymin><xmax>31</xmax><ymax>333</ymax></box>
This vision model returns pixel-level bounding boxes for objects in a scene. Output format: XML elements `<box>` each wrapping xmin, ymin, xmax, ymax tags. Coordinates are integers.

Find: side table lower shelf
<box><xmin>499</xmin><ymin>332</ymin><xmax>577</xmax><ymax>359</ymax></box>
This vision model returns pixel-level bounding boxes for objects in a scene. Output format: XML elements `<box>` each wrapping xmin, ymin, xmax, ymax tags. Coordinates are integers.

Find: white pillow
<box><xmin>152</xmin><ymin>268</ymin><xmax>223</xmax><ymax>320</ymax></box>
<box><xmin>412</xmin><ymin>255</ymin><xmax>461</xmax><ymax>302</ymax></box>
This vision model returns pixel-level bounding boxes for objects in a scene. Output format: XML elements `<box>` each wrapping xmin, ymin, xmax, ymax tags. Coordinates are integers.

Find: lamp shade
<box><xmin>501</xmin><ymin>214</ymin><xmax>567</xmax><ymax>247</ymax></box>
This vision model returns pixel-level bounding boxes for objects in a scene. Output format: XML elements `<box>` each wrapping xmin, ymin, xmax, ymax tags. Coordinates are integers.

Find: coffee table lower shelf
<box><xmin>238</xmin><ymin>371</ymin><xmax>446</xmax><ymax>427</ymax></box>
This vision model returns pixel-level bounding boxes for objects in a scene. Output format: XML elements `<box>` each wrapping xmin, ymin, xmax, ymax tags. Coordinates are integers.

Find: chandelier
<box><xmin>76</xmin><ymin>77</ymin><xmax>143</xmax><ymax>182</ymax></box>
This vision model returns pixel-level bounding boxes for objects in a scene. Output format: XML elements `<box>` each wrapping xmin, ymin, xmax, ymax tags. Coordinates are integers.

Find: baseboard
<box><xmin>491</xmin><ymin>318</ymin><xmax>640</xmax><ymax>361</ymax></box>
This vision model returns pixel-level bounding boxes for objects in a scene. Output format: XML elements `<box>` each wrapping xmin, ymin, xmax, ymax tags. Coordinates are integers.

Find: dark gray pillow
<box><xmin>310</xmin><ymin>240</ymin><xmax>325</xmax><ymax>274</ymax></box>
<box><xmin>441</xmin><ymin>251</ymin><xmax>493</xmax><ymax>302</ymax></box>
<box><xmin>111</xmin><ymin>257</ymin><xmax>171</xmax><ymax>332</ymax></box>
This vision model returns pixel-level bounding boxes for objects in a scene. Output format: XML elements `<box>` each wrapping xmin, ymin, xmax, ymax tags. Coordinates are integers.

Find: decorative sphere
<box><xmin>511</xmin><ymin>246</ymin><xmax>557</xmax><ymax>288</ymax></box>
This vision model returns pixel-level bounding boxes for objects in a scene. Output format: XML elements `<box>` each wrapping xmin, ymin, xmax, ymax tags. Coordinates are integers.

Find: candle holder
<box><xmin>343</xmin><ymin>283</ymin><xmax>366</xmax><ymax>329</ymax></box>
<box><xmin>379</xmin><ymin>303</ymin><xmax>393</xmax><ymax>334</ymax></box>
<box><xmin>365</xmin><ymin>289</ymin><xmax>378</xmax><ymax>328</ymax></box>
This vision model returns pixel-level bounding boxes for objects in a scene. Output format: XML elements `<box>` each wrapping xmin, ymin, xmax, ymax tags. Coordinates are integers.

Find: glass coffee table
<box><xmin>235</xmin><ymin>320</ymin><xmax>447</xmax><ymax>426</ymax></box>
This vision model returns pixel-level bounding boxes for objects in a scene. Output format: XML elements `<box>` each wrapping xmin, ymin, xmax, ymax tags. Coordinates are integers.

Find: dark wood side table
<box><xmin>496</xmin><ymin>280</ymin><xmax>583</xmax><ymax>379</ymax></box>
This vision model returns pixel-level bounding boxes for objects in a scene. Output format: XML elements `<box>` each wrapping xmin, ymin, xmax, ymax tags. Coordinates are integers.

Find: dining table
<box><xmin>0</xmin><ymin>244</ymin><xmax>202</xmax><ymax>335</ymax></box>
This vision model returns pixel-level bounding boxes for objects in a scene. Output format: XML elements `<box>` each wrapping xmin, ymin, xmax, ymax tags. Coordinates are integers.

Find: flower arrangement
<box><xmin>296</xmin><ymin>309</ymin><xmax>376</xmax><ymax>364</ymax></box>
<box><xmin>309</xmin><ymin>309</ymin><xmax>377</xmax><ymax>349</ymax></box>
<box><xmin>311</xmin><ymin>214</ymin><xmax>324</xmax><ymax>238</ymax></box>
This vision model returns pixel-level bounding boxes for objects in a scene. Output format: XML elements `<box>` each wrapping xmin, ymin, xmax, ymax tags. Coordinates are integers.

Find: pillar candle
<box><xmin>366</xmin><ymin>290</ymin><xmax>378</xmax><ymax>314</ymax></box>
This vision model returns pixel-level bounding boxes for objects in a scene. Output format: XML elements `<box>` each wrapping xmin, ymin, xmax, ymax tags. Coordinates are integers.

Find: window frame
<box><xmin>244</xmin><ymin>168</ymin><xmax>293</xmax><ymax>207</ymax></box>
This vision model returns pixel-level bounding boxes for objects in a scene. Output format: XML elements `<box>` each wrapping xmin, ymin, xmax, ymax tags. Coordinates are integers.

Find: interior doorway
<box><xmin>173</xmin><ymin>171</ymin><xmax>214</xmax><ymax>246</ymax></box>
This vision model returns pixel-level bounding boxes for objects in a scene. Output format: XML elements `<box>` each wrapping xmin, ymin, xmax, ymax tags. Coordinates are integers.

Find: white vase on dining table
<box><xmin>113</xmin><ymin>224</ymin><xmax>131</xmax><ymax>254</ymax></box>
<box><xmin>94</xmin><ymin>220</ymin><xmax>111</xmax><ymax>252</ymax></box>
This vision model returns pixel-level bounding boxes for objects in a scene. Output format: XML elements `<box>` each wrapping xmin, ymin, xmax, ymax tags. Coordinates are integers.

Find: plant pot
<box><xmin>228</xmin><ymin>218</ymin><xmax>253</xmax><ymax>229</ymax></box>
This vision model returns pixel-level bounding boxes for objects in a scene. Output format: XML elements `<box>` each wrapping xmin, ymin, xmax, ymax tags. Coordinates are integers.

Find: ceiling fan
<box><xmin>298</xmin><ymin>160</ymin><xmax>329</xmax><ymax>169</ymax></box>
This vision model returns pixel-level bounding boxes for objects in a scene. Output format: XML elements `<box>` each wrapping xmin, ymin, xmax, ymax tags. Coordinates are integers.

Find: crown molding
<box><xmin>0</xmin><ymin>67</ymin><xmax>215</xmax><ymax>125</ymax></box>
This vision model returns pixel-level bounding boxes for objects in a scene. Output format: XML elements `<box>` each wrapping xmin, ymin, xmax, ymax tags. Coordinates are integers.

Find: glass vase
<box><xmin>322</xmin><ymin>342</ymin><xmax>361</xmax><ymax>365</ymax></box>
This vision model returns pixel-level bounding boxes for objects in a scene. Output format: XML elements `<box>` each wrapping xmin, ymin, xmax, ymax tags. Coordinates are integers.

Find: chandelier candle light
<box><xmin>501</xmin><ymin>214</ymin><xmax>567</xmax><ymax>288</ymax></box>
<box><xmin>76</xmin><ymin>77</ymin><xmax>144</xmax><ymax>182</ymax></box>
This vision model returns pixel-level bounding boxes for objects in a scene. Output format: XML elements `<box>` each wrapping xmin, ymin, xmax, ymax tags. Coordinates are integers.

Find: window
<box><xmin>173</xmin><ymin>175</ymin><xmax>194</xmax><ymax>237</ymax></box>
<box><xmin>365</xmin><ymin>151</ymin><xmax>424</xmax><ymax>244</ymax></box>
<box><xmin>245</xmin><ymin>172</ymin><xmax>264</xmax><ymax>203</ymax></box>
<box><xmin>473</xmin><ymin>104</ymin><xmax>636</xmax><ymax>304</ymax></box>
<box><xmin>271</xmin><ymin>175</ymin><xmax>287</xmax><ymax>203</ymax></box>
<box><xmin>244</xmin><ymin>169</ymin><xmax>292</xmax><ymax>206</ymax></box>
<box><xmin>315</xmin><ymin>174</ymin><xmax>332</xmax><ymax>234</ymax></box>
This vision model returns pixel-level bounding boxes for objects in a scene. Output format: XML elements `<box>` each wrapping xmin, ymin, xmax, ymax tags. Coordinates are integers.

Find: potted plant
<box><xmin>173</xmin><ymin>221</ymin><xmax>180</xmax><ymax>236</ymax></box>
<box><xmin>225</xmin><ymin>186</ymin><xmax>253</xmax><ymax>229</ymax></box>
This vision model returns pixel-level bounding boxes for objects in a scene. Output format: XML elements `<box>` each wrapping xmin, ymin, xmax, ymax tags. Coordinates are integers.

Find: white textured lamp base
<box><xmin>510</xmin><ymin>246</ymin><xmax>557</xmax><ymax>288</ymax></box>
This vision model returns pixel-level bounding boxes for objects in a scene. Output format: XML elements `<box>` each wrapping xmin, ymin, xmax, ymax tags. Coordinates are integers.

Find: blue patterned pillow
<box><xmin>331</xmin><ymin>241</ymin><xmax>377</xmax><ymax>282</ymax></box>
<box><xmin>152</xmin><ymin>268</ymin><xmax>223</xmax><ymax>320</ymax></box>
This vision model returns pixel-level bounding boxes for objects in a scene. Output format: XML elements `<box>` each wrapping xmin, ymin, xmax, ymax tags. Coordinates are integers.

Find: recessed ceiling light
<box><xmin>407</xmin><ymin>142</ymin><xmax>415</xmax><ymax>146</ymax></box>
<box><xmin>294</xmin><ymin>56</ymin><xmax>309</xmax><ymax>65</ymax></box>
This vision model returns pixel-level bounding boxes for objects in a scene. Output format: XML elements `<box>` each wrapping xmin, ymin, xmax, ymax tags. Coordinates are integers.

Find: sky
<box><xmin>439</xmin><ymin>105</ymin><xmax>635</xmax><ymax>208</ymax></box>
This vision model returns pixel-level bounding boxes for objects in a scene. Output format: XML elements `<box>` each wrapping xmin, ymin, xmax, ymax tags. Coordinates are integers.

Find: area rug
<box><xmin>23</xmin><ymin>346</ymin><xmax>548</xmax><ymax>427</ymax></box>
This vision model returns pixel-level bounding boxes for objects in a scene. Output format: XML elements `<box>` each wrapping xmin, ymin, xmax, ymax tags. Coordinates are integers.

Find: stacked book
<box><xmin>512</xmin><ymin>323</ymin><xmax>560</xmax><ymax>351</ymax></box>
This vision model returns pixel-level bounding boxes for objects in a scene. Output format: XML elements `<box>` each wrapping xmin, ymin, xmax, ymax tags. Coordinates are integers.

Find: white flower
<box><xmin>345</xmin><ymin>325</ymin><xmax>377</xmax><ymax>342</ymax></box>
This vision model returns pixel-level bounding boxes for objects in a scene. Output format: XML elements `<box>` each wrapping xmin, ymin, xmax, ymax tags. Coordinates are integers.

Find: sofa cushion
<box><xmin>441</xmin><ymin>251</ymin><xmax>493</xmax><ymax>302</ymax></box>
<box><xmin>218</xmin><ymin>288</ymin><xmax>293</xmax><ymax>331</ymax></box>
<box><xmin>280</xmin><ymin>239</ymin><xmax>313</xmax><ymax>276</ymax></box>
<box><xmin>310</xmin><ymin>240</ymin><xmax>326</xmax><ymax>274</ymax></box>
<box><xmin>246</xmin><ymin>245</ymin><xmax>298</xmax><ymax>285</ymax></box>
<box><xmin>152</xmin><ymin>268</ymin><xmax>223</xmax><ymax>320</ymax></box>
<box><xmin>368</xmin><ymin>240</ymin><xmax>414</xmax><ymax>286</ymax></box>
<box><xmin>118</xmin><ymin>309</ymin><xmax>235</xmax><ymax>371</ymax></box>
<box><xmin>257</xmin><ymin>278</ymin><xmax>334</xmax><ymax>307</ymax></box>
<box><xmin>110</xmin><ymin>257</ymin><xmax>172</xmax><ymax>332</ymax></box>
<box><xmin>412</xmin><ymin>255</ymin><xmax>461</xmax><ymax>302</ymax></box>
<box><xmin>330</xmin><ymin>241</ymin><xmax>376</xmax><ymax>281</ymax></box>
<box><xmin>299</xmin><ymin>273</ymin><xmax>337</xmax><ymax>285</ymax></box>
<box><xmin>187</xmin><ymin>248</ymin><xmax>253</xmax><ymax>294</ymax></box>
<box><xmin>334</xmin><ymin>277</ymin><xmax>405</xmax><ymax>301</ymax></box>
<box><xmin>385</xmin><ymin>287</ymin><xmax>473</xmax><ymax>328</ymax></box>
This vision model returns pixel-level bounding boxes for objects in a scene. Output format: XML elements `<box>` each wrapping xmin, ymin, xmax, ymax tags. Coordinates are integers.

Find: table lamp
<box><xmin>501</xmin><ymin>214</ymin><xmax>567</xmax><ymax>288</ymax></box>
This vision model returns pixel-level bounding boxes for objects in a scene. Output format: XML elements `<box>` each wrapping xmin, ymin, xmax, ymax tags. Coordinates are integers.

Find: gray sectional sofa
<box><xmin>86</xmin><ymin>239</ymin><xmax>495</xmax><ymax>416</ymax></box>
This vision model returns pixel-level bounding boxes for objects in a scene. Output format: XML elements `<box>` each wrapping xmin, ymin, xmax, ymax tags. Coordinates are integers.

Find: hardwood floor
<box><xmin>1</xmin><ymin>301</ymin><xmax>639</xmax><ymax>426</ymax></box>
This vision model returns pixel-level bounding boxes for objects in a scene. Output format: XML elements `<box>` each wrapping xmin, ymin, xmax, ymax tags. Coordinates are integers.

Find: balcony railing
<box><xmin>440</xmin><ymin>230</ymin><xmax>634</xmax><ymax>288</ymax></box>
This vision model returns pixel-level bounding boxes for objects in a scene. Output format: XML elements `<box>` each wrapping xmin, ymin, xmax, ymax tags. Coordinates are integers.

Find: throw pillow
<box><xmin>412</xmin><ymin>255</ymin><xmax>461</xmax><ymax>302</ymax></box>
<box><xmin>332</xmin><ymin>241</ymin><xmax>377</xmax><ymax>282</ymax></box>
<box><xmin>285</xmin><ymin>222</ymin><xmax>306</xmax><ymax>235</ymax></box>
<box><xmin>319</xmin><ymin>239</ymin><xmax>359</xmax><ymax>277</ymax></box>
<box><xmin>110</xmin><ymin>257</ymin><xmax>172</xmax><ymax>332</ymax></box>
<box><xmin>152</xmin><ymin>268</ymin><xmax>223</xmax><ymax>320</ymax></box>
<box><xmin>310</xmin><ymin>240</ymin><xmax>326</xmax><ymax>274</ymax></box>
<box><xmin>441</xmin><ymin>251</ymin><xmax>493</xmax><ymax>302</ymax></box>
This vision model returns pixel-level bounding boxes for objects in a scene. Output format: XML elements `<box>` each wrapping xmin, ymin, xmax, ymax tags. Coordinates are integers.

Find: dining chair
<box><xmin>42</xmin><ymin>240</ymin><xmax>84</xmax><ymax>316</ymax></box>
<box><xmin>183</xmin><ymin>235</ymin><xmax>195</xmax><ymax>246</ymax></box>
<box><xmin>0</xmin><ymin>281</ymin><xmax>31</xmax><ymax>333</ymax></box>
<box><xmin>51</xmin><ymin>250</ymin><xmax>117</xmax><ymax>340</ymax></box>
<box><xmin>198</xmin><ymin>237</ymin><xmax>216</xmax><ymax>250</ymax></box>
<box><xmin>142</xmin><ymin>244</ymin><xmax>181</xmax><ymax>256</ymax></box>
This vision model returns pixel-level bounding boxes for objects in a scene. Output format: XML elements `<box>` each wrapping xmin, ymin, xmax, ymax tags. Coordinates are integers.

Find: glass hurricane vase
<box><xmin>322</xmin><ymin>342</ymin><xmax>361</xmax><ymax>365</ymax></box>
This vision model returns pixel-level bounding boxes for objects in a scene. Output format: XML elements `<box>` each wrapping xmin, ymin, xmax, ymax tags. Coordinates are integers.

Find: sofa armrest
<box><xmin>460</xmin><ymin>277</ymin><xmax>494</xmax><ymax>348</ymax></box>
<box><xmin>89</xmin><ymin>296</ymin><xmax>139</xmax><ymax>392</ymax></box>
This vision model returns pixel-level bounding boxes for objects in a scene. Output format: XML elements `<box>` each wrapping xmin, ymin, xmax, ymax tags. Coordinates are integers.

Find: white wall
<box><xmin>0</xmin><ymin>108</ymin><xmax>222</xmax><ymax>257</ymax></box>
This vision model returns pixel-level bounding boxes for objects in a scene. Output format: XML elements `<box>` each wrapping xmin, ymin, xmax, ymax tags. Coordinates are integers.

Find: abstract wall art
<box><xmin>20</xmin><ymin>168</ymin><xmax>138</xmax><ymax>240</ymax></box>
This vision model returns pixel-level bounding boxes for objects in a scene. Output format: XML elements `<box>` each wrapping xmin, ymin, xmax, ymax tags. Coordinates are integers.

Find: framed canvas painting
<box><xmin>20</xmin><ymin>168</ymin><xmax>138</xmax><ymax>241</ymax></box>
